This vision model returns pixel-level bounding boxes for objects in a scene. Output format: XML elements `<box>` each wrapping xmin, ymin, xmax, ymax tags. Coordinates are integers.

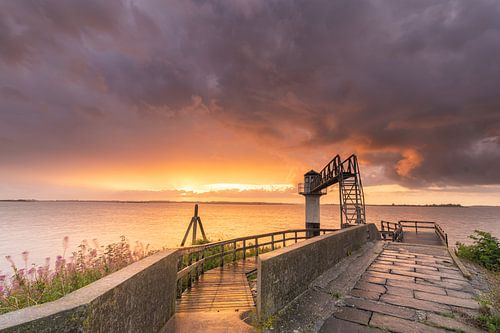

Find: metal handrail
<box><xmin>175</xmin><ymin>228</ymin><xmax>338</xmax><ymax>297</ymax></box>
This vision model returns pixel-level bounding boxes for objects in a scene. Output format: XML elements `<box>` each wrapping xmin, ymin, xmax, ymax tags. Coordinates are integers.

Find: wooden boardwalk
<box><xmin>402</xmin><ymin>230</ymin><xmax>444</xmax><ymax>246</ymax></box>
<box><xmin>176</xmin><ymin>258</ymin><xmax>258</xmax><ymax>313</ymax></box>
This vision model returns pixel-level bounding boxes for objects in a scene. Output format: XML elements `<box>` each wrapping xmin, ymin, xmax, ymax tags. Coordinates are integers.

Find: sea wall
<box><xmin>0</xmin><ymin>249</ymin><xmax>178</xmax><ymax>333</ymax></box>
<box><xmin>257</xmin><ymin>224</ymin><xmax>380</xmax><ymax>319</ymax></box>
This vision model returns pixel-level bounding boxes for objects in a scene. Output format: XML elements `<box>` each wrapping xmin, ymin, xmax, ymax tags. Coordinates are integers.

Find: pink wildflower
<box><xmin>55</xmin><ymin>256</ymin><xmax>65</xmax><ymax>273</ymax></box>
<box><xmin>62</xmin><ymin>236</ymin><xmax>69</xmax><ymax>258</ymax></box>
<box><xmin>37</xmin><ymin>266</ymin><xmax>45</xmax><ymax>278</ymax></box>
<box><xmin>5</xmin><ymin>255</ymin><xmax>16</xmax><ymax>269</ymax></box>
<box><xmin>22</xmin><ymin>251</ymin><xmax>29</xmax><ymax>269</ymax></box>
<box><xmin>28</xmin><ymin>267</ymin><xmax>36</xmax><ymax>279</ymax></box>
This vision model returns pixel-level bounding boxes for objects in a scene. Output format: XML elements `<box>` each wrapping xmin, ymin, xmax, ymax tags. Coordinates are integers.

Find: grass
<box><xmin>0</xmin><ymin>236</ymin><xmax>156</xmax><ymax>314</ymax></box>
<box><xmin>456</xmin><ymin>230</ymin><xmax>500</xmax><ymax>271</ymax></box>
<box><xmin>456</xmin><ymin>230</ymin><xmax>500</xmax><ymax>333</ymax></box>
<box><xmin>474</xmin><ymin>294</ymin><xmax>500</xmax><ymax>333</ymax></box>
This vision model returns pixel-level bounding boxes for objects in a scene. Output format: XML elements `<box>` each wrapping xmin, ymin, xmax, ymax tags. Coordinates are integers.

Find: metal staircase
<box><xmin>338</xmin><ymin>155</ymin><xmax>366</xmax><ymax>226</ymax></box>
<box><xmin>300</xmin><ymin>154</ymin><xmax>366</xmax><ymax>227</ymax></box>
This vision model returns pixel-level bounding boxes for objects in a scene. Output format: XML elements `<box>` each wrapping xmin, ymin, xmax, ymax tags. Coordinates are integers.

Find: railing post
<box><xmin>255</xmin><ymin>238</ymin><xmax>259</xmax><ymax>257</ymax></box>
<box><xmin>294</xmin><ymin>231</ymin><xmax>298</xmax><ymax>243</ymax></box>
<box><xmin>282</xmin><ymin>233</ymin><xmax>286</xmax><ymax>247</ymax></box>
<box><xmin>187</xmin><ymin>253</ymin><xmax>193</xmax><ymax>289</ymax></box>
<box><xmin>194</xmin><ymin>252</ymin><xmax>199</xmax><ymax>280</ymax></box>
<box><xmin>271</xmin><ymin>235</ymin><xmax>275</xmax><ymax>250</ymax></box>
<box><xmin>201</xmin><ymin>249</ymin><xmax>205</xmax><ymax>275</ymax></box>
<box><xmin>233</xmin><ymin>241</ymin><xmax>237</xmax><ymax>262</ymax></box>
<box><xmin>177</xmin><ymin>255</ymin><xmax>183</xmax><ymax>298</ymax></box>
<box><xmin>221</xmin><ymin>244</ymin><xmax>224</xmax><ymax>267</ymax></box>
<box><xmin>243</xmin><ymin>239</ymin><xmax>246</xmax><ymax>259</ymax></box>
<box><xmin>177</xmin><ymin>279</ymin><xmax>182</xmax><ymax>298</ymax></box>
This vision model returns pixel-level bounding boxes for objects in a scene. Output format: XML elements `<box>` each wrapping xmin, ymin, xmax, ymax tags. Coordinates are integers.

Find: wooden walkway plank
<box><xmin>176</xmin><ymin>258</ymin><xmax>258</xmax><ymax>313</ymax></box>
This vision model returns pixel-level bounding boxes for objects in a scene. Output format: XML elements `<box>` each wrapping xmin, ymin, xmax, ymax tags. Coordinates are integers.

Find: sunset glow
<box><xmin>0</xmin><ymin>0</ymin><xmax>499</xmax><ymax>206</ymax></box>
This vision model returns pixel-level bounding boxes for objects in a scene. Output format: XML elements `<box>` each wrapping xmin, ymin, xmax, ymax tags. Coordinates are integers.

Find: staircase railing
<box><xmin>339</xmin><ymin>155</ymin><xmax>366</xmax><ymax>225</ymax></box>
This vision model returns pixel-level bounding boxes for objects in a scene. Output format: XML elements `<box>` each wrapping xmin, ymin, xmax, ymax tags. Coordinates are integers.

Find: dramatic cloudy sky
<box><xmin>1</xmin><ymin>0</ymin><xmax>499</xmax><ymax>204</ymax></box>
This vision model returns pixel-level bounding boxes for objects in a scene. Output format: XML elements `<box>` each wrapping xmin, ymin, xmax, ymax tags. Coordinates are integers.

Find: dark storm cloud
<box><xmin>1</xmin><ymin>0</ymin><xmax>500</xmax><ymax>187</ymax></box>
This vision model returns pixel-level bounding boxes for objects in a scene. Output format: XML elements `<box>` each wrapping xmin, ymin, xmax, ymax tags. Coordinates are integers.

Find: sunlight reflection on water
<box><xmin>0</xmin><ymin>202</ymin><xmax>498</xmax><ymax>273</ymax></box>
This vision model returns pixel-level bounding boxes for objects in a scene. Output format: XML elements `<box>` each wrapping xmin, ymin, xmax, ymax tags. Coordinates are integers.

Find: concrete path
<box><xmin>320</xmin><ymin>243</ymin><xmax>484</xmax><ymax>333</ymax></box>
<box><xmin>270</xmin><ymin>241</ymin><xmax>385</xmax><ymax>332</ymax></box>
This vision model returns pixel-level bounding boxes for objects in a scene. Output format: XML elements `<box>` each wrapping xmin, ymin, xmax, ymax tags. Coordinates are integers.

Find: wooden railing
<box><xmin>380</xmin><ymin>220</ymin><xmax>403</xmax><ymax>241</ymax></box>
<box><xmin>380</xmin><ymin>220</ymin><xmax>448</xmax><ymax>246</ymax></box>
<box><xmin>434</xmin><ymin>223</ymin><xmax>448</xmax><ymax>246</ymax></box>
<box><xmin>381</xmin><ymin>220</ymin><xmax>399</xmax><ymax>232</ymax></box>
<box><xmin>176</xmin><ymin>228</ymin><xmax>338</xmax><ymax>297</ymax></box>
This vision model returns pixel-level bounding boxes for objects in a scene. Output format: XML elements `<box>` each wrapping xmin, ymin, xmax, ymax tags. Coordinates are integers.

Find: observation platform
<box><xmin>380</xmin><ymin>220</ymin><xmax>449</xmax><ymax>247</ymax></box>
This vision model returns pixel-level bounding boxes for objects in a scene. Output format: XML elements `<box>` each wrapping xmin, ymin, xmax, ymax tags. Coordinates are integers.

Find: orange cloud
<box><xmin>396</xmin><ymin>149</ymin><xmax>423</xmax><ymax>178</ymax></box>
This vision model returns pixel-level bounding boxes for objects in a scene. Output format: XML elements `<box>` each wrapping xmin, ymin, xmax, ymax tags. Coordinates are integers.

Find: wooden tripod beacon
<box><xmin>181</xmin><ymin>204</ymin><xmax>208</xmax><ymax>246</ymax></box>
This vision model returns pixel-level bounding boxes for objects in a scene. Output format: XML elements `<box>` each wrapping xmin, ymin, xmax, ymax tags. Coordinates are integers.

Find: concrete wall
<box><xmin>257</xmin><ymin>224</ymin><xmax>380</xmax><ymax>319</ymax></box>
<box><xmin>0</xmin><ymin>249</ymin><xmax>179</xmax><ymax>333</ymax></box>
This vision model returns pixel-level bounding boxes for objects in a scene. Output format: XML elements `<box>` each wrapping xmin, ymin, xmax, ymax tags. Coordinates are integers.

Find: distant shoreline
<box><xmin>0</xmin><ymin>199</ymin><xmax>497</xmax><ymax>207</ymax></box>
<box><xmin>0</xmin><ymin>199</ymin><xmax>292</xmax><ymax>206</ymax></box>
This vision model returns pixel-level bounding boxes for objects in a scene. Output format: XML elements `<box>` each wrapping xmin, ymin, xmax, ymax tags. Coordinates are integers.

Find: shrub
<box><xmin>456</xmin><ymin>230</ymin><xmax>500</xmax><ymax>271</ymax></box>
<box><xmin>477</xmin><ymin>313</ymin><xmax>500</xmax><ymax>333</ymax></box>
<box><xmin>0</xmin><ymin>236</ymin><xmax>156</xmax><ymax>314</ymax></box>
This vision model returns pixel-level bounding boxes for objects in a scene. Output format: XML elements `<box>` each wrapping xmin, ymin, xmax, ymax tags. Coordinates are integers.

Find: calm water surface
<box><xmin>0</xmin><ymin>202</ymin><xmax>499</xmax><ymax>273</ymax></box>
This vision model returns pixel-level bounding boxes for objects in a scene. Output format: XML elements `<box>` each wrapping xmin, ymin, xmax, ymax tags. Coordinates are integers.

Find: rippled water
<box><xmin>0</xmin><ymin>201</ymin><xmax>499</xmax><ymax>273</ymax></box>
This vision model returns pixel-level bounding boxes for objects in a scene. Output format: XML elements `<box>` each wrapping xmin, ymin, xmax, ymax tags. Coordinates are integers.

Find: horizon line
<box><xmin>0</xmin><ymin>199</ymin><xmax>497</xmax><ymax>207</ymax></box>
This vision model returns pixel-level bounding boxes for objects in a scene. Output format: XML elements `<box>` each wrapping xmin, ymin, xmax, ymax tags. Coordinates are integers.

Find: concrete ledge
<box><xmin>0</xmin><ymin>249</ymin><xmax>179</xmax><ymax>333</ymax></box>
<box><xmin>257</xmin><ymin>224</ymin><xmax>380</xmax><ymax>319</ymax></box>
<box><xmin>447</xmin><ymin>247</ymin><xmax>472</xmax><ymax>279</ymax></box>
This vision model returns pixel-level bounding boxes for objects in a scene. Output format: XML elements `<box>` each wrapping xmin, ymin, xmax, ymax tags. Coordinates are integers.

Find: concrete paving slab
<box><xmin>369</xmin><ymin>313</ymin><xmax>449</xmax><ymax>333</ymax></box>
<box><xmin>425</xmin><ymin>313</ymin><xmax>484</xmax><ymax>333</ymax></box>
<box><xmin>385</xmin><ymin>279</ymin><xmax>447</xmax><ymax>295</ymax></box>
<box><xmin>345</xmin><ymin>297</ymin><xmax>416</xmax><ymax>320</ymax></box>
<box><xmin>414</xmin><ymin>291</ymin><xmax>480</xmax><ymax>309</ymax></box>
<box><xmin>320</xmin><ymin>317</ymin><xmax>383</xmax><ymax>333</ymax></box>
<box><xmin>380</xmin><ymin>293</ymin><xmax>451</xmax><ymax>313</ymax></box>
<box><xmin>334</xmin><ymin>307</ymin><xmax>372</xmax><ymax>325</ymax></box>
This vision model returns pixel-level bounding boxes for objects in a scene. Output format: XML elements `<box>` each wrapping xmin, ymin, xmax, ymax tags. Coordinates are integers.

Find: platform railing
<box><xmin>175</xmin><ymin>228</ymin><xmax>338</xmax><ymax>297</ymax></box>
<box><xmin>380</xmin><ymin>220</ymin><xmax>403</xmax><ymax>241</ymax></box>
<box><xmin>381</xmin><ymin>220</ymin><xmax>448</xmax><ymax>246</ymax></box>
<box><xmin>381</xmin><ymin>220</ymin><xmax>399</xmax><ymax>232</ymax></box>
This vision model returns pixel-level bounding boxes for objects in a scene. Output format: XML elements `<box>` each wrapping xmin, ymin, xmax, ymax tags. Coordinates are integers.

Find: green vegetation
<box><xmin>329</xmin><ymin>291</ymin><xmax>341</xmax><ymax>299</ymax></box>
<box><xmin>456</xmin><ymin>231</ymin><xmax>499</xmax><ymax>332</ymax></box>
<box><xmin>456</xmin><ymin>230</ymin><xmax>500</xmax><ymax>271</ymax></box>
<box><xmin>477</xmin><ymin>313</ymin><xmax>500</xmax><ymax>333</ymax></box>
<box><xmin>0</xmin><ymin>237</ymin><xmax>156</xmax><ymax>314</ymax></box>
<box><xmin>260</xmin><ymin>315</ymin><xmax>275</xmax><ymax>330</ymax></box>
<box><xmin>475</xmin><ymin>295</ymin><xmax>500</xmax><ymax>333</ymax></box>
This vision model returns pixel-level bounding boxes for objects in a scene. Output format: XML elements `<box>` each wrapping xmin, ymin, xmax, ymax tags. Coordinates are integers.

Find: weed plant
<box><xmin>0</xmin><ymin>236</ymin><xmax>155</xmax><ymax>314</ymax></box>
